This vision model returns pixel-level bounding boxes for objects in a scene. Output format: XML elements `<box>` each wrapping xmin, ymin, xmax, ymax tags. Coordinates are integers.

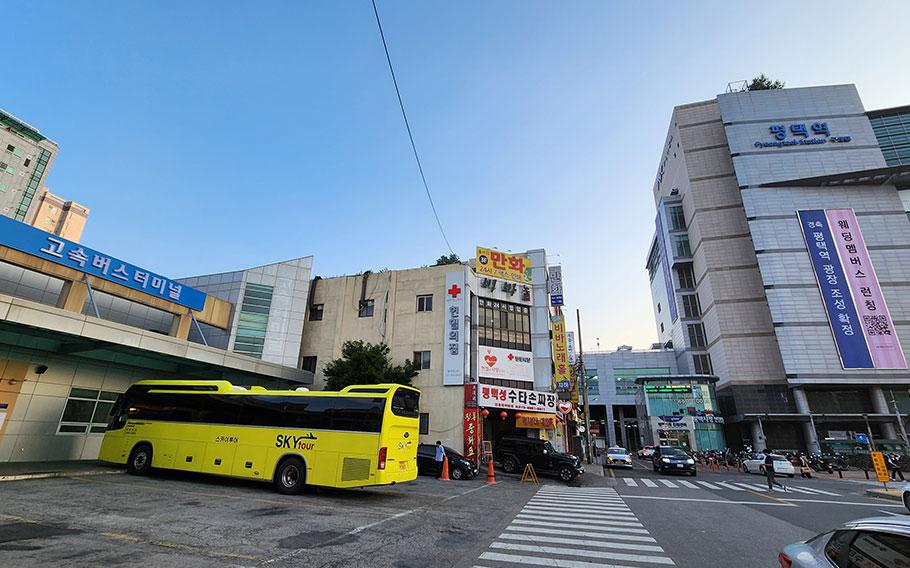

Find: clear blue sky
<box><xmin>5</xmin><ymin>1</ymin><xmax>909</xmax><ymax>351</ymax></box>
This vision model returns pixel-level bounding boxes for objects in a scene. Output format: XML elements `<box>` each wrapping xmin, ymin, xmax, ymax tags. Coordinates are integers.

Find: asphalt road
<box><xmin>0</xmin><ymin>462</ymin><xmax>905</xmax><ymax>568</ymax></box>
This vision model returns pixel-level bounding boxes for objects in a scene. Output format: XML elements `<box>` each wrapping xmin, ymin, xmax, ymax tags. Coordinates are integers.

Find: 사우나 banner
<box><xmin>797</xmin><ymin>209</ymin><xmax>906</xmax><ymax>370</ymax></box>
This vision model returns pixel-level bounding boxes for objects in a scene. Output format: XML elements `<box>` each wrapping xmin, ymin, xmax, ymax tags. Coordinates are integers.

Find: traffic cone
<box><xmin>440</xmin><ymin>456</ymin><xmax>450</xmax><ymax>481</ymax></box>
<box><xmin>485</xmin><ymin>459</ymin><xmax>496</xmax><ymax>484</ymax></box>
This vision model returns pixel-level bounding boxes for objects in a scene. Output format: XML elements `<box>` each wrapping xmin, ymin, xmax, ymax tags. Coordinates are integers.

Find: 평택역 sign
<box><xmin>475</xmin><ymin>246</ymin><xmax>532</xmax><ymax>284</ymax></box>
<box><xmin>0</xmin><ymin>215</ymin><xmax>206</xmax><ymax>311</ymax></box>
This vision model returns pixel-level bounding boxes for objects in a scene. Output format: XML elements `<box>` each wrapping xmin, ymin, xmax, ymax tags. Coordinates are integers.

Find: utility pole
<box><xmin>576</xmin><ymin>308</ymin><xmax>594</xmax><ymax>464</ymax></box>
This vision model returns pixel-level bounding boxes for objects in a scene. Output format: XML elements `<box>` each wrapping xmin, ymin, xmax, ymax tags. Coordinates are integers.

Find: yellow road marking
<box><xmin>747</xmin><ymin>488</ymin><xmax>798</xmax><ymax>506</ymax></box>
<box><xmin>608</xmin><ymin>468</ymin><xmax>615</xmax><ymax>479</ymax></box>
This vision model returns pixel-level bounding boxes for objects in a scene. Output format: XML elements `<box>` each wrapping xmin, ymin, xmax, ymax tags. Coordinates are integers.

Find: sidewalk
<box><xmin>865</xmin><ymin>487</ymin><xmax>904</xmax><ymax>502</ymax></box>
<box><xmin>0</xmin><ymin>460</ymin><xmax>122</xmax><ymax>482</ymax></box>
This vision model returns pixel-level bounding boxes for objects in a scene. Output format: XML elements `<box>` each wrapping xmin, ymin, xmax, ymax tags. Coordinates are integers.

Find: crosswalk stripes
<box><xmin>474</xmin><ymin>485</ymin><xmax>675</xmax><ymax>568</ymax></box>
<box><xmin>614</xmin><ymin>477</ymin><xmax>841</xmax><ymax>496</ymax></box>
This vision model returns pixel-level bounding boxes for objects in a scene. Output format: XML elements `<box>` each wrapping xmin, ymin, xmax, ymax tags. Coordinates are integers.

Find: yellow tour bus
<box><xmin>99</xmin><ymin>380</ymin><xmax>420</xmax><ymax>494</ymax></box>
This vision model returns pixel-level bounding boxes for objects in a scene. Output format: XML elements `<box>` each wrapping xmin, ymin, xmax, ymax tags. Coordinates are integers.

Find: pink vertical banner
<box><xmin>826</xmin><ymin>208</ymin><xmax>907</xmax><ymax>369</ymax></box>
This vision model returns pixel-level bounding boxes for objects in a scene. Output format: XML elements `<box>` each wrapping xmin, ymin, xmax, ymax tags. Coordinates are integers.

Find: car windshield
<box><xmin>661</xmin><ymin>448</ymin><xmax>688</xmax><ymax>457</ymax></box>
<box><xmin>608</xmin><ymin>448</ymin><xmax>627</xmax><ymax>454</ymax></box>
<box><xmin>545</xmin><ymin>441</ymin><xmax>557</xmax><ymax>454</ymax></box>
<box><xmin>772</xmin><ymin>455</ymin><xmax>788</xmax><ymax>462</ymax></box>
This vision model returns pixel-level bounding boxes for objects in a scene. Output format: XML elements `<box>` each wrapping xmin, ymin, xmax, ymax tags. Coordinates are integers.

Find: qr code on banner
<box><xmin>863</xmin><ymin>315</ymin><xmax>893</xmax><ymax>336</ymax></box>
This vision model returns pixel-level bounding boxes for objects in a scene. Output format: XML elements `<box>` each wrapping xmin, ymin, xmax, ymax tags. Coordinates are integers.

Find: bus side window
<box><xmin>242</xmin><ymin>396</ymin><xmax>284</xmax><ymax>427</ymax></box>
<box><xmin>283</xmin><ymin>396</ymin><xmax>331</xmax><ymax>429</ymax></box>
<box><xmin>330</xmin><ymin>398</ymin><xmax>384</xmax><ymax>433</ymax></box>
<box><xmin>203</xmin><ymin>395</ymin><xmax>245</xmax><ymax>425</ymax></box>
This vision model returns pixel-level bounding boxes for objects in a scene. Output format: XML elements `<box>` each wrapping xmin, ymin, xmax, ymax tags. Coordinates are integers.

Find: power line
<box><xmin>370</xmin><ymin>0</ymin><xmax>455</xmax><ymax>256</ymax></box>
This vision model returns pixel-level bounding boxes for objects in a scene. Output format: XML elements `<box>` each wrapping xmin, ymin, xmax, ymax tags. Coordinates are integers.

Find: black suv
<box><xmin>652</xmin><ymin>446</ymin><xmax>696</xmax><ymax>476</ymax></box>
<box><xmin>494</xmin><ymin>434</ymin><xmax>585</xmax><ymax>483</ymax></box>
<box><xmin>416</xmin><ymin>444</ymin><xmax>478</xmax><ymax>480</ymax></box>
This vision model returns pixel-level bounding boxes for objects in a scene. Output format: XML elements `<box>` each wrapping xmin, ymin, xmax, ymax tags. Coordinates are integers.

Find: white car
<box><xmin>742</xmin><ymin>453</ymin><xmax>796</xmax><ymax>477</ymax></box>
<box><xmin>605</xmin><ymin>447</ymin><xmax>633</xmax><ymax>469</ymax></box>
<box><xmin>779</xmin><ymin>516</ymin><xmax>910</xmax><ymax>567</ymax></box>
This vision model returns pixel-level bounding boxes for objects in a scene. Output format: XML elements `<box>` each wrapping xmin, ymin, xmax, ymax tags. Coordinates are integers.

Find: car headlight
<box><xmin>687</xmin><ymin>458</ymin><xmax>695</xmax><ymax>465</ymax></box>
<box><xmin>661</xmin><ymin>458</ymin><xmax>670</xmax><ymax>463</ymax></box>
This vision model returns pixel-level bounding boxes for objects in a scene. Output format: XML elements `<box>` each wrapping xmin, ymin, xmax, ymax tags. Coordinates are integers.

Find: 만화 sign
<box><xmin>0</xmin><ymin>215</ymin><xmax>206</xmax><ymax>311</ymax></box>
<box><xmin>475</xmin><ymin>246</ymin><xmax>532</xmax><ymax>284</ymax></box>
<box><xmin>798</xmin><ymin>209</ymin><xmax>906</xmax><ymax>370</ymax></box>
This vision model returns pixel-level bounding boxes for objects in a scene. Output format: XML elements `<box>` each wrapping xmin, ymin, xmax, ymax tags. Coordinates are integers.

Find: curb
<box><xmin>0</xmin><ymin>469</ymin><xmax>124</xmax><ymax>482</ymax></box>
<box><xmin>865</xmin><ymin>489</ymin><xmax>903</xmax><ymax>502</ymax></box>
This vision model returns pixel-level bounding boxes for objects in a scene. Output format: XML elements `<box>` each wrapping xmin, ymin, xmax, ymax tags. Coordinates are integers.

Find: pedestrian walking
<box><xmin>762</xmin><ymin>448</ymin><xmax>789</xmax><ymax>492</ymax></box>
<box><xmin>888</xmin><ymin>453</ymin><xmax>906</xmax><ymax>481</ymax></box>
<box><xmin>434</xmin><ymin>440</ymin><xmax>446</xmax><ymax>479</ymax></box>
<box><xmin>797</xmin><ymin>452</ymin><xmax>812</xmax><ymax>479</ymax></box>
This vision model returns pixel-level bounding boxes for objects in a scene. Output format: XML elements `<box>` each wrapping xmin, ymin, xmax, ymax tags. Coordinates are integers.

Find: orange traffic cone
<box><xmin>485</xmin><ymin>459</ymin><xmax>496</xmax><ymax>484</ymax></box>
<box><xmin>439</xmin><ymin>456</ymin><xmax>450</xmax><ymax>481</ymax></box>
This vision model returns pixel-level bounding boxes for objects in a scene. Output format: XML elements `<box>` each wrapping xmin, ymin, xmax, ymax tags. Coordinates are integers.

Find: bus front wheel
<box><xmin>275</xmin><ymin>457</ymin><xmax>306</xmax><ymax>495</ymax></box>
<box><xmin>127</xmin><ymin>443</ymin><xmax>153</xmax><ymax>476</ymax></box>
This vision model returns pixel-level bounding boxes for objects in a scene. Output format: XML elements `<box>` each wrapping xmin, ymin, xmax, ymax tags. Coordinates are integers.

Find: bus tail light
<box><xmin>378</xmin><ymin>447</ymin><xmax>388</xmax><ymax>470</ymax></box>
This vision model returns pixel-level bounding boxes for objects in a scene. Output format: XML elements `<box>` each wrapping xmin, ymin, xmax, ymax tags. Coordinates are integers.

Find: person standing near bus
<box><xmin>435</xmin><ymin>441</ymin><xmax>446</xmax><ymax>478</ymax></box>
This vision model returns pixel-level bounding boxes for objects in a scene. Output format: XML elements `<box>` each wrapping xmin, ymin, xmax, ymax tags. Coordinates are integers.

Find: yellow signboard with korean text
<box><xmin>516</xmin><ymin>413</ymin><xmax>558</xmax><ymax>429</ymax></box>
<box><xmin>871</xmin><ymin>451</ymin><xmax>890</xmax><ymax>483</ymax></box>
<box><xmin>551</xmin><ymin>314</ymin><xmax>571</xmax><ymax>390</ymax></box>
<box><xmin>476</xmin><ymin>247</ymin><xmax>532</xmax><ymax>284</ymax></box>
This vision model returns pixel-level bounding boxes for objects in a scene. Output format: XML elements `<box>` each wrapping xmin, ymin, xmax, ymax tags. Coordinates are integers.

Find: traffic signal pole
<box><xmin>576</xmin><ymin>308</ymin><xmax>594</xmax><ymax>465</ymax></box>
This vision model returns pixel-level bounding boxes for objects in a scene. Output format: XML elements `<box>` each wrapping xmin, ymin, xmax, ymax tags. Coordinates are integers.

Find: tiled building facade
<box><xmin>648</xmin><ymin>84</ymin><xmax>910</xmax><ymax>452</ymax></box>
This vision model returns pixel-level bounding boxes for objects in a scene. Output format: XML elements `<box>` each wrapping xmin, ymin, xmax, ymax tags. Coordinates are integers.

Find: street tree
<box><xmin>433</xmin><ymin>253</ymin><xmax>461</xmax><ymax>266</ymax></box>
<box><xmin>747</xmin><ymin>74</ymin><xmax>785</xmax><ymax>91</ymax></box>
<box><xmin>322</xmin><ymin>340</ymin><xmax>419</xmax><ymax>390</ymax></box>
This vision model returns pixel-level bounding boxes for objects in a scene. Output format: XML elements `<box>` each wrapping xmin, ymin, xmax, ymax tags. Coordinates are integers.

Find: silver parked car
<box><xmin>778</xmin><ymin>516</ymin><xmax>910</xmax><ymax>567</ymax></box>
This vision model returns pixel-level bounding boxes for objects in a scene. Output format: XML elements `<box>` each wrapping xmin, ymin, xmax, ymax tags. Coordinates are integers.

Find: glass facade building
<box><xmin>636</xmin><ymin>376</ymin><xmax>725</xmax><ymax>451</ymax></box>
<box><xmin>869</xmin><ymin>106</ymin><xmax>910</xmax><ymax>166</ymax></box>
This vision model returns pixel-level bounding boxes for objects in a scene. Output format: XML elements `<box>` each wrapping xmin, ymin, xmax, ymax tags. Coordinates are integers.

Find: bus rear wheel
<box><xmin>275</xmin><ymin>457</ymin><xmax>306</xmax><ymax>495</ymax></box>
<box><xmin>127</xmin><ymin>443</ymin><xmax>153</xmax><ymax>476</ymax></box>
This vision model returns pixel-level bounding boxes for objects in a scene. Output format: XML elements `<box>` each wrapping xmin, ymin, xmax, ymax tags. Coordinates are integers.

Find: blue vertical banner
<box><xmin>655</xmin><ymin>208</ymin><xmax>678</xmax><ymax>322</ymax></box>
<box><xmin>797</xmin><ymin>210</ymin><xmax>873</xmax><ymax>369</ymax></box>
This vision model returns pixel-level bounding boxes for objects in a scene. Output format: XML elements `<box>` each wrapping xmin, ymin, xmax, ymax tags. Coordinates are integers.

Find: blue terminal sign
<box><xmin>754</xmin><ymin>122</ymin><xmax>852</xmax><ymax>148</ymax></box>
<box><xmin>0</xmin><ymin>215</ymin><xmax>206</xmax><ymax>311</ymax></box>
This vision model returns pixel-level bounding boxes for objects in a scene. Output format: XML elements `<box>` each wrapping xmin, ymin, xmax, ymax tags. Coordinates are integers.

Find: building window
<box><xmin>419</xmin><ymin>413</ymin><xmax>429</xmax><ymax>435</ymax></box>
<box><xmin>0</xmin><ymin>183</ymin><xmax>6</xmax><ymax>193</ymax></box>
<box><xmin>413</xmin><ymin>351</ymin><xmax>431</xmax><ymax>370</ymax></box>
<box><xmin>5</xmin><ymin>144</ymin><xmax>13</xmax><ymax>153</ymax></box>
<box><xmin>676</xmin><ymin>264</ymin><xmax>696</xmax><ymax>289</ymax></box>
<box><xmin>672</xmin><ymin>234</ymin><xmax>691</xmax><ymax>258</ymax></box>
<box><xmin>668</xmin><ymin>205</ymin><xmax>686</xmax><ymax>231</ymax></box>
<box><xmin>358</xmin><ymin>299</ymin><xmax>375</xmax><ymax>318</ymax></box>
<box><xmin>477</xmin><ymin>298</ymin><xmax>531</xmax><ymax>351</ymax></box>
<box><xmin>687</xmin><ymin>323</ymin><xmax>707</xmax><ymax>349</ymax></box>
<box><xmin>23</xmin><ymin>158</ymin><xmax>30</xmax><ymax>168</ymax></box>
<box><xmin>682</xmin><ymin>294</ymin><xmax>701</xmax><ymax>318</ymax></box>
<box><xmin>302</xmin><ymin>356</ymin><xmax>317</xmax><ymax>373</ymax></box>
<box><xmin>309</xmin><ymin>303</ymin><xmax>324</xmax><ymax>321</ymax></box>
<box><xmin>416</xmin><ymin>294</ymin><xmax>433</xmax><ymax>312</ymax></box>
<box><xmin>58</xmin><ymin>387</ymin><xmax>121</xmax><ymax>434</ymax></box>
<box><xmin>693</xmin><ymin>354</ymin><xmax>713</xmax><ymax>375</ymax></box>
<box><xmin>233</xmin><ymin>283</ymin><xmax>274</xmax><ymax>359</ymax></box>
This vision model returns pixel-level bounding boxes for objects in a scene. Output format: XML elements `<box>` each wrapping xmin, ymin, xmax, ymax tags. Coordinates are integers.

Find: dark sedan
<box><xmin>652</xmin><ymin>446</ymin><xmax>697</xmax><ymax>476</ymax></box>
<box><xmin>416</xmin><ymin>444</ymin><xmax>478</xmax><ymax>480</ymax></box>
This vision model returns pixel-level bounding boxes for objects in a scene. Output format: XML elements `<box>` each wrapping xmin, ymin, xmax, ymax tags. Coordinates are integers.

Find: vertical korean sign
<box><xmin>826</xmin><ymin>209</ymin><xmax>906</xmax><ymax>369</ymax></box>
<box><xmin>443</xmin><ymin>271</ymin><xmax>467</xmax><ymax>385</ymax></box>
<box><xmin>798</xmin><ymin>210</ymin><xmax>905</xmax><ymax>369</ymax></box>
<box><xmin>551</xmin><ymin>314</ymin><xmax>570</xmax><ymax>390</ymax></box>
<box><xmin>548</xmin><ymin>265</ymin><xmax>564</xmax><ymax>306</ymax></box>
<box><xmin>463</xmin><ymin>384</ymin><xmax>479</xmax><ymax>463</ymax></box>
